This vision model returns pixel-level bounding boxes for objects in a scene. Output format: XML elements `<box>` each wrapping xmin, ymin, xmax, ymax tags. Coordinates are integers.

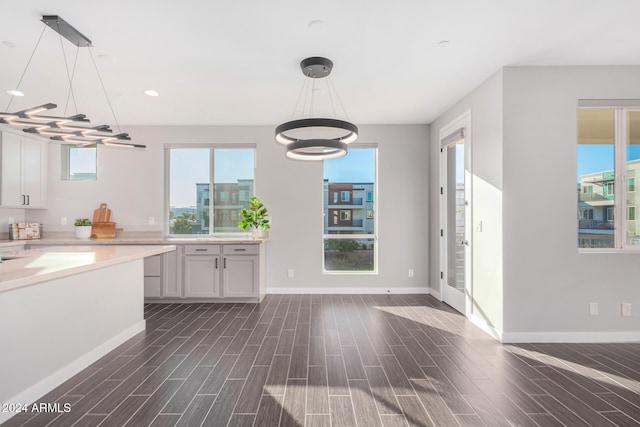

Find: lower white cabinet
<box><xmin>183</xmin><ymin>244</ymin><xmax>258</xmax><ymax>299</ymax></box>
<box><xmin>143</xmin><ymin>246</ymin><xmax>182</xmax><ymax>299</ymax></box>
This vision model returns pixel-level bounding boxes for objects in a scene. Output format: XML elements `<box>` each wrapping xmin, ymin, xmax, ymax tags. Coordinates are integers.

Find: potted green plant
<box><xmin>74</xmin><ymin>218</ymin><xmax>92</xmax><ymax>240</ymax></box>
<box><xmin>238</xmin><ymin>196</ymin><xmax>270</xmax><ymax>239</ymax></box>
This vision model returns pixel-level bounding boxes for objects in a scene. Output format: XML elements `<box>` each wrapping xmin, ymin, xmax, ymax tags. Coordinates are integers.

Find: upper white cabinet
<box><xmin>0</xmin><ymin>130</ymin><xmax>47</xmax><ymax>208</ymax></box>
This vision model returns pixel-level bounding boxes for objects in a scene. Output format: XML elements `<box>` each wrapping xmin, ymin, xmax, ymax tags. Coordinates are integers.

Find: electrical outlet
<box><xmin>60</xmin><ymin>217</ymin><xmax>67</xmax><ymax>225</ymax></box>
<box><xmin>8</xmin><ymin>216</ymin><xmax>14</xmax><ymax>224</ymax></box>
<box><xmin>148</xmin><ymin>217</ymin><xmax>155</xmax><ymax>225</ymax></box>
<box><xmin>589</xmin><ymin>302</ymin><xmax>598</xmax><ymax>316</ymax></box>
<box><xmin>287</xmin><ymin>269</ymin><xmax>294</xmax><ymax>278</ymax></box>
<box><xmin>621</xmin><ymin>303</ymin><xmax>632</xmax><ymax>317</ymax></box>
<box><xmin>474</xmin><ymin>220</ymin><xmax>483</xmax><ymax>232</ymax></box>
<box><xmin>408</xmin><ymin>269</ymin><xmax>414</xmax><ymax>278</ymax></box>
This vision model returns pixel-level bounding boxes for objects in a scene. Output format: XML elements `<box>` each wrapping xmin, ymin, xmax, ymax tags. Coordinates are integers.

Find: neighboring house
<box><xmin>323</xmin><ymin>180</ymin><xmax>374</xmax><ymax>235</ymax></box>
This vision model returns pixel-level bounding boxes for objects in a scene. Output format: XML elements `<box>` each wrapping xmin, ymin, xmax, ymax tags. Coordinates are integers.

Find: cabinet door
<box><xmin>0</xmin><ymin>132</ymin><xmax>23</xmax><ymax>207</ymax></box>
<box><xmin>21</xmin><ymin>139</ymin><xmax>45</xmax><ymax>208</ymax></box>
<box><xmin>184</xmin><ymin>255</ymin><xmax>220</xmax><ymax>298</ymax></box>
<box><xmin>222</xmin><ymin>255</ymin><xmax>257</xmax><ymax>298</ymax></box>
<box><xmin>163</xmin><ymin>247</ymin><xmax>183</xmax><ymax>297</ymax></box>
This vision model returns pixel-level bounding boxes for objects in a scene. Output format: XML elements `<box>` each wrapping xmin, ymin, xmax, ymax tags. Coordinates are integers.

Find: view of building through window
<box><xmin>167</xmin><ymin>147</ymin><xmax>254</xmax><ymax>234</ymax></box>
<box><xmin>323</xmin><ymin>147</ymin><xmax>376</xmax><ymax>272</ymax></box>
<box><xmin>577</xmin><ymin>108</ymin><xmax>640</xmax><ymax>248</ymax></box>
<box><xmin>61</xmin><ymin>145</ymin><xmax>97</xmax><ymax>181</ymax></box>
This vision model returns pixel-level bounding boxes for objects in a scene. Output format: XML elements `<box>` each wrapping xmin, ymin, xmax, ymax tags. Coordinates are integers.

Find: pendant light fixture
<box><xmin>0</xmin><ymin>15</ymin><xmax>144</xmax><ymax>148</ymax></box>
<box><xmin>275</xmin><ymin>57</ymin><xmax>358</xmax><ymax>160</ymax></box>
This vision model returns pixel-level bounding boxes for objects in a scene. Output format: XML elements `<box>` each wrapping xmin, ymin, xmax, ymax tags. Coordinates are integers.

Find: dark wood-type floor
<box><xmin>4</xmin><ymin>294</ymin><xmax>640</xmax><ymax>426</ymax></box>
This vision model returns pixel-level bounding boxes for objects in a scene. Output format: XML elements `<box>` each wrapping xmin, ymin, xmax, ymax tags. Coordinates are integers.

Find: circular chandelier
<box><xmin>275</xmin><ymin>57</ymin><xmax>358</xmax><ymax>160</ymax></box>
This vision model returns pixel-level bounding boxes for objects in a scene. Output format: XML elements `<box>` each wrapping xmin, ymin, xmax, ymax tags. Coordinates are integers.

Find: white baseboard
<box><xmin>468</xmin><ymin>314</ymin><xmax>503</xmax><ymax>341</ymax></box>
<box><xmin>500</xmin><ymin>331</ymin><xmax>640</xmax><ymax>343</ymax></box>
<box><xmin>428</xmin><ymin>288</ymin><xmax>441</xmax><ymax>300</ymax></box>
<box><xmin>0</xmin><ymin>320</ymin><xmax>145</xmax><ymax>425</ymax></box>
<box><xmin>267</xmin><ymin>286</ymin><xmax>431</xmax><ymax>295</ymax></box>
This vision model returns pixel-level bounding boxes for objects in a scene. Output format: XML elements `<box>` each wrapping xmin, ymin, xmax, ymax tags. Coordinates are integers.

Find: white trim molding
<box><xmin>267</xmin><ymin>286</ymin><xmax>430</xmax><ymax>295</ymax></box>
<box><xmin>501</xmin><ymin>331</ymin><xmax>640</xmax><ymax>343</ymax></box>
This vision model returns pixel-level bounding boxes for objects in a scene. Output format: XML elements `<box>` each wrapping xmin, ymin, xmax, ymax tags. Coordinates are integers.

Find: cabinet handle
<box><xmin>26</xmin><ymin>195</ymin><xmax>30</xmax><ymax>205</ymax></box>
<box><xmin>22</xmin><ymin>195</ymin><xmax>26</xmax><ymax>205</ymax></box>
<box><xmin>215</xmin><ymin>258</ymin><xmax>218</xmax><ymax>269</ymax></box>
<box><xmin>195</xmin><ymin>248</ymin><xmax>207</xmax><ymax>252</ymax></box>
<box><xmin>234</xmin><ymin>248</ymin><xmax>246</xmax><ymax>251</ymax></box>
<box><xmin>223</xmin><ymin>258</ymin><xmax>227</xmax><ymax>269</ymax></box>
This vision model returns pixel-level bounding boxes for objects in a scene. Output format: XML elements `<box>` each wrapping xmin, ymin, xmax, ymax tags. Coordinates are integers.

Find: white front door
<box><xmin>440</xmin><ymin>113</ymin><xmax>471</xmax><ymax>314</ymax></box>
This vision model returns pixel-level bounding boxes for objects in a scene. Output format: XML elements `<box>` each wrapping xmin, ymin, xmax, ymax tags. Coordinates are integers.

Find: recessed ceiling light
<box><xmin>1</xmin><ymin>41</ymin><xmax>16</xmax><ymax>48</ymax></box>
<box><xmin>144</xmin><ymin>89</ymin><xmax>159</xmax><ymax>97</ymax></box>
<box><xmin>5</xmin><ymin>89</ymin><xmax>24</xmax><ymax>96</ymax></box>
<box><xmin>308</xmin><ymin>20</ymin><xmax>327</xmax><ymax>31</ymax></box>
<box><xmin>98</xmin><ymin>54</ymin><xmax>117</xmax><ymax>63</ymax></box>
<box><xmin>438</xmin><ymin>40</ymin><xmax>450</xmax><ymax>48</ymax></box>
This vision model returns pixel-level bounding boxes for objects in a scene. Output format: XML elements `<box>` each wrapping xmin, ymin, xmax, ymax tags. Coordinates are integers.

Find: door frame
<box><xmin>439</xmin><ymin>110</ymin><xmax>472</xmax><ymax>315</ymax></box>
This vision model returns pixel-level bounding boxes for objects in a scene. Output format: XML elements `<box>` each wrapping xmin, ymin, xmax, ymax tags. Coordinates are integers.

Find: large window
<box><xmin>166</xmin><ymin>146</ymin><xmax>255</xmax><ymax>235</ymax></box>
<box><xmin>323</xmin><ymin>147</ymin><xmax>377</xmax><ymax>272</ymax></box>
<box><xmin>577</xmin><ymin>105</ymin><xmax>640</xmax><ymax>249</ymax></box>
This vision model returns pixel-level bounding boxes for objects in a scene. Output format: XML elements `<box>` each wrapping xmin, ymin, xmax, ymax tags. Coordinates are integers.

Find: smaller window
<box><xmin>340</xmin><ymin>210</ymin><xmax>351</xmax><ymax>220</ymax></box>
<box><xmin>628</xmin><ymin>178</ymin><xmax>636</xmax><ymax>192</ymax></box>
<box><xmin>606</xmin><ymin>182</ymin><xmax>615</xmax><ymax>195</ymax></box>
<box><xmin>582</xmin><ymin>209</ymin><xmax>594</xmax><ymax>220</ymax></box>
<box><xmin>607</xmin><ymin>207</ymin><xmax>615</xmax><ymax>221</ymax></box>
<box><xmin>333</xmin><ymin>212</ymin><xmax>338</xmax><ymax>225</ymax></box>
<box><xmin>583</xmin><ymin>185</ymin><xmax>593</xmax><ymax>193</ymax></box>
<box><xmin>367</xmin><ymin>191</ymin><xmax>373</xmax><ymax>202</ymax></box>
<box><xmin>341</xmin><ymin>191</ymin><xmax>350</xmax><ymax>202</ymax></box>
<box><xmin>629</xmin><ymin>206</ymin><xmax>636</xmax><ymax>221</ymax></box>
<box><xmin>333</xmin><ymin>192</ymin><xmax>338</xmax><ymax>203</ymax></box>
<box><xmin>61</xmin><ymin>145</ymin><xmax>97</xmax><ymax>181</ymax></box>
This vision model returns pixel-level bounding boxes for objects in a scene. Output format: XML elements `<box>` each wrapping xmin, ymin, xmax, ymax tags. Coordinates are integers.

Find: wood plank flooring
<box><xmin>3</xmin><ymin>294</ymin><xmax>640</xmax><ymax>426</ymax></box>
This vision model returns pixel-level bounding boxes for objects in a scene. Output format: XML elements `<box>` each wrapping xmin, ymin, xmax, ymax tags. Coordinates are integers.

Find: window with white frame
<box><xmin>61</xmin><ymin>145</ymin><xmax>97</xmax><ymax>181</ymax></box>
<box><xmin>323</xmin><ymin>147</ymin><xmax>377</xmax><ymax>272</ymax></box>
<box><xmin>577</xmin><ymin>105</ymin><xmax>640</xmax><ymax>249</ymax></box>
<box><xmin>166</xmin><ymin>146</ymin><xmax>255</xmax><ymax>235</ymax></box>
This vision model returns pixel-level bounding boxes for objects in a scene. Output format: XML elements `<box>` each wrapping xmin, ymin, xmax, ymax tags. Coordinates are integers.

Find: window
<box><xmin>323</xmin><ymin>147</ymin><xmax>377</xmax><ymax>272</ymax></box>
<box><xmin>166</xmin><ymin>146</ymin><xmax>255</xmax><ymax>235</ymax></box>
<box><xmin>581</xmin><ymin>209</ymin><xmax>594</xmax><ymax>220</ymax></box>
<box><xmin>577</xmin><ymin>106</ymin><xmax>640</xmax><ymax>249</ymax></box>
<box><xmin>61</xmin><ymin>145</ymin><xmax>96</xmax><ymax>181</ymax></box>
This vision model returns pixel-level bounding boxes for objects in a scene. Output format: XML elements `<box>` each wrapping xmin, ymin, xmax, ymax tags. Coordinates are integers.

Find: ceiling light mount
<box><xmin>275</xmin><ymin>56</ymin><xmax>358</xmax><ymax>161</ymax></box>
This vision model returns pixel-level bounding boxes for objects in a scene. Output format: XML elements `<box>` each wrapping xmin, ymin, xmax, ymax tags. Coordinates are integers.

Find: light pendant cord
<box><xmin>58</xmin><ymin>28</ymin><xmax>79</xmax><ymax>116</ymax></box>
<box><xmin>5</xmin><ymin>25</ymin><xmax>47</xmax><ymax>111</ymax></box>
<box><xmin>88</xmin><ymin>46</ymin><xmax>121</xmax><ymax>133</ymax></box>
<box><xmin>328</xmin><ymin>76</ymin><xmax>351</xmax><ymax>121</ymax></box>
<box><xmin>326</xmin><ymin>77</ymin><xmax>337</xmax><ymax>119</ymax></box>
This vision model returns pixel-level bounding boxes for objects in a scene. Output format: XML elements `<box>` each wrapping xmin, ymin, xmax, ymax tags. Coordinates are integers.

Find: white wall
<box><xmin>429</xmin><ymin>70</ymin><xmax>505</xmax><ymax>334</ymax></box>
<box><xmin>27</xmin><ymin>124</ymin><xmax>430</xmax><ymax>292</ymax></box>
<box><xmin>502</xmin><ymin>66</ymin><xmax>640</xmax><ymax>341</ymax></box>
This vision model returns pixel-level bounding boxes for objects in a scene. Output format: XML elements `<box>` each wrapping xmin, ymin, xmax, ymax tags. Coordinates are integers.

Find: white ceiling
<box><xmin>1</xmin><ymin>0</ymin><xmax>640</xmax><ymax>128</ymax></box>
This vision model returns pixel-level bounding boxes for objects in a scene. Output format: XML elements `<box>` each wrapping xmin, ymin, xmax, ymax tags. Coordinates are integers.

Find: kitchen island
<box><xmin>0</xmin><ymin>245</ymin><xmax>175</xmax><ymax>424</ymax></box>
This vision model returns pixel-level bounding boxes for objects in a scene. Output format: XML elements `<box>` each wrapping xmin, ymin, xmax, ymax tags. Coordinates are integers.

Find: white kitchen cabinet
<box><xmin>183</xmin><ymin>244</ymin><xmax>259</xmax><ymax>300</ymax></box>
<box><xmin>143</xmin><ymin>247</ymin><xmax>183</xmax><ymax>299</ymax></box>
<box><xmin>0</xmin><ymin>130</ymin><xmax>47</xmax><ymax>208</ymax></box>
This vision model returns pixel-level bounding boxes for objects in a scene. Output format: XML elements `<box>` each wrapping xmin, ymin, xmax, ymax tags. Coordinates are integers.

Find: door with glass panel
<box><xmin>440</xmin><ymin>123</ymin><xmax>470</xmax><ymax>314</ymax></box>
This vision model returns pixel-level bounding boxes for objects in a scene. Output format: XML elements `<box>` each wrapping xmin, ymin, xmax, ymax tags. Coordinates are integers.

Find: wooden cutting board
<box><xmin>92</xmin><ymin>203</ymin><xmax>111</xmax><ymax>223</ymax></box>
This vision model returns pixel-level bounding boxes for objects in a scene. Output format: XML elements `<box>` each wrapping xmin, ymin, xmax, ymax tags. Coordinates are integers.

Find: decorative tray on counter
<box><xmin>9</xmin><ymin>223</ymin><xmax>42</xmax><ymax>240</ymax></box>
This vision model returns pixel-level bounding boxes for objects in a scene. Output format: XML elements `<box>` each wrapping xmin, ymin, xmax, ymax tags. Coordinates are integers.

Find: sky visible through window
<box><xmin>577</xmin><ymin>145</ymin><xmax>640</xmax><ymax>181</ymax></box>
<box><xmin>324</xmin><ymin>148</ymin><xmax>375</xmax><ymax>182</ymax></box>
<box><xmin>170</xmin><ymin>149</ymin><xmax>253</xmax><ymax>207</ymax></box>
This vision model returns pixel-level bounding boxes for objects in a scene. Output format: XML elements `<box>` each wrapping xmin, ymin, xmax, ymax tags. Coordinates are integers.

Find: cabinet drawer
<box><xmin>223</xmin><ymin>244</ymin><xmax>258</xmax><ymax>255</ymax></box>
<box><xmin>144</xmin><ymin>254</ymin><xmax>162</xmax><ymax>276</ymax></box>
<box><xmin>144</xmin><ymin>277</ymin><xmax>162</xmax><ymax>298</ymax></box>
<box><xmin>184</xmin><ymin>245</ymin><xmax>221</xmax><ymax>255</ymax></box>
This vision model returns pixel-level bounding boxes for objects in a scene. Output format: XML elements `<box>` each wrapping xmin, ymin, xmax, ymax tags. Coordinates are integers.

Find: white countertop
<box><xmin>1</xmin><ymin>236</ymin><xmax>262</xmax><ymax>247</ymax></box>
<box><xmin>0</xmin><ymin>245</ymin><xmax>175</xmax><ymax>294</ymax></box>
